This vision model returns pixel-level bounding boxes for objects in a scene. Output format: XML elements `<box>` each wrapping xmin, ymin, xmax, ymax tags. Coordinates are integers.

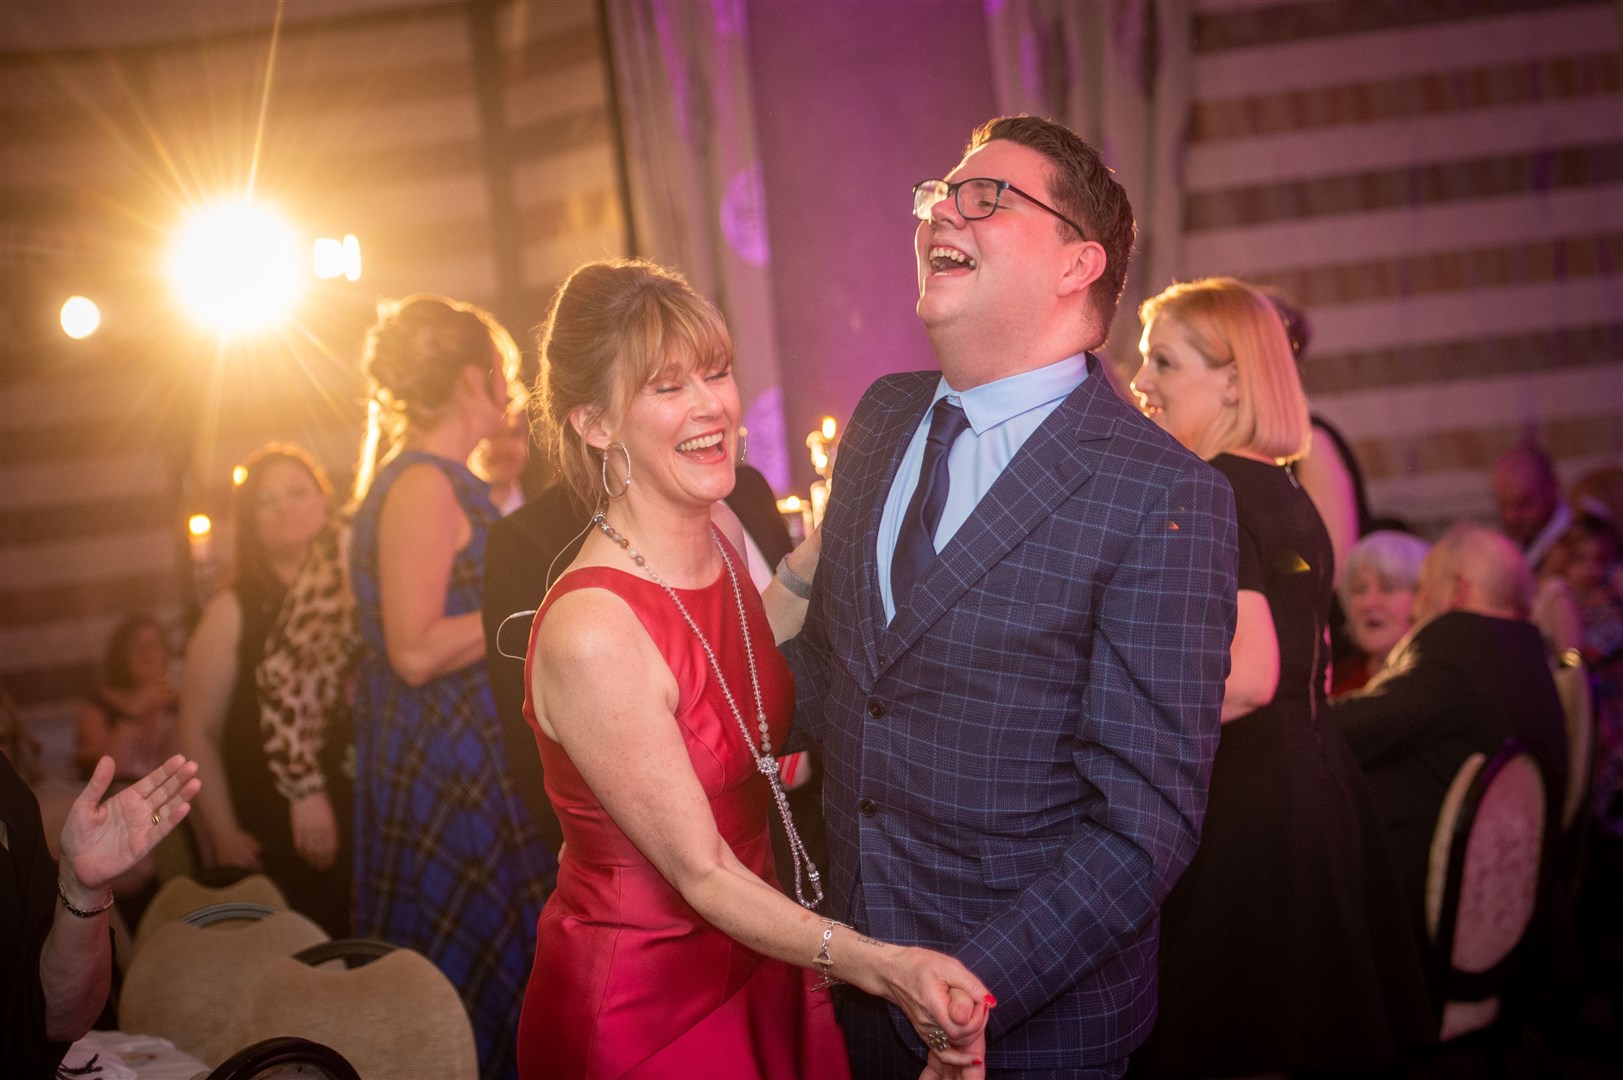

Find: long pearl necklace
<box><xmin>593</xmin><ymin>512</ymin><xmax>825</xmax><ymax>909</ymax></box>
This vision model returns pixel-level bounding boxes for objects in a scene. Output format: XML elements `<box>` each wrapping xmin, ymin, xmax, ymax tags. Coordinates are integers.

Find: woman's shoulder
<box><xmin>533</xmin><ymin>571</ymin><xmax>653</xmax><ymax>665</ymax></box>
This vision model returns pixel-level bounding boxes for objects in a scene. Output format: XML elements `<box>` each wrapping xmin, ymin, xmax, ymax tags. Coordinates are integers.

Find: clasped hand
<box><xmin>877</xmin><ymin>947</ymin><xmax>993</xmax><ymax>1080</ymax></box>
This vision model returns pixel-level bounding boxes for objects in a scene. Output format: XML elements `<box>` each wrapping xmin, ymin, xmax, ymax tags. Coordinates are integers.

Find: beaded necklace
<box><xmin>593</xmin><ymin>512</ymin><xmax>824</xmax><ymax>909</ymax></box>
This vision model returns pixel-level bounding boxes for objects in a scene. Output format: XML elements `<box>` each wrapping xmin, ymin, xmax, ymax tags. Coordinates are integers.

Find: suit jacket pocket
<box><xmin>978</xmin><ymin>835</ymin><xmax>1067</xmax><ymax>891</ymax></box>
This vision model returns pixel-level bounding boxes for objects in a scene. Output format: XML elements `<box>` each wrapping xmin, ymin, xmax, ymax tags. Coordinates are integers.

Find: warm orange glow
<box><xmin>342</xmin><ymin>234</ymin><xmax>362</xmax><ymax>281</ymax></box>
<box><xmin>60</xmin><ymin>296</ymin><xmax>101</xmax><ymax>339</ymax></box>
<box><xmin>188</xmin><ymin>514</ymin><xmax>212</xmax><ymax>537</ymax></box>
<box><xmin>820</xmin><ymin>416</ymin><xmax>837</xmax><ymax>440</ymax></box>
<box><xmin>232</xmin><ymin>465</ymin><xmax>249</xmax><ymax>486</ymax></box>
<box><xmin>168</xmin><ymin>199</ymin><xmax>304</xmax><ymax>334</ymax></box>
<box><xmin>778</xmin><ymin>495</ymin><xmax>804</xmax><ymax>513</ymax></box>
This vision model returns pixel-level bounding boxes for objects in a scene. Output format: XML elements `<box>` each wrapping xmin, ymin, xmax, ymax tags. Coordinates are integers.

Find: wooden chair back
<box><xmin>1424</xmin><ymin>741</ymin><xmax>1550</xmax><ymax>1041</ymax></box>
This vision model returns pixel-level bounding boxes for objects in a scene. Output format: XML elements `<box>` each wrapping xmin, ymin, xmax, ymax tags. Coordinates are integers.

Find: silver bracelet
<box><xmin>58</xmin><ymin>876</ymin><xmax>114</xmax><ymax>918</ymax></box>
<box><xmin>811</xmin><ymin>918</ymin><xmax>845</xmax><ymax>991</ymax></box>
<box><xmin>775</xmin><ymin>556</ymin><xmax>814</xmax><ymax>600</ymax></box>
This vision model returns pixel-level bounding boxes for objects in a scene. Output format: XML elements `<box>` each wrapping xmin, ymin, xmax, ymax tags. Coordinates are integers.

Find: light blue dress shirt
<box><xmin>877</xmin><ymin>353</ymin><xmax>1089</xmax><ymax>621</ymax></box>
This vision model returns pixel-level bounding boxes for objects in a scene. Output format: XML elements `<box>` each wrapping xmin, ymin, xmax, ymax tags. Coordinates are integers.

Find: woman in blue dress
<box><xmin>349</xmin><ymin>295</ymin><xmax>553</xmax><ymax>1080</ymax></box>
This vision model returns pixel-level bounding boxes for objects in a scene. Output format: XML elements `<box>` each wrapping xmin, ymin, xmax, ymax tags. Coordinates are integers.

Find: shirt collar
<box><xmin>933</xmin><ymin>352</ymin><xmax>1089</xmax><ymax>435</ymax></box>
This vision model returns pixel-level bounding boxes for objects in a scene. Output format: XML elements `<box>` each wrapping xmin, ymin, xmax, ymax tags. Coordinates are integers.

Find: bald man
<box><xmin>1329</xmin><ymin>523</ymin><xmax>1567</xmax><ymax>922</ymax></box>
<box><xmin>1493</xmin><ymin>444</ymin><xmax>1571</xmax><ymax>571</ymax></box>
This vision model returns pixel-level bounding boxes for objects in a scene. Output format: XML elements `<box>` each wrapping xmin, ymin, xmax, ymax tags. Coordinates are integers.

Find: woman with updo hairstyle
<box><xmin>516</xmin><ymin>259</ymin><xmax>990</xmax><ymax>1078</ymax></box>
<box><xmin>1129</xmin><ymin>278</ymin><xmax>1432</xmax><ymax>1078</ymax></box>
<box><xmin>179</xmin><ymin>444</ymin><xmax>350</xmax><ymax>932</ymax></box>
<box><xmin>348</xmin><ymin>295</ymin><xmax>552</xmax><ymax>1080</ymax></box>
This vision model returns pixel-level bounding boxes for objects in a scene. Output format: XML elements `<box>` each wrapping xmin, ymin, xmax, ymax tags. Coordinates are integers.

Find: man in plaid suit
<box><xmin>783</xmin><ymin>116</ymin><xmax>1238</xmax><ymax>1077</ymax></box>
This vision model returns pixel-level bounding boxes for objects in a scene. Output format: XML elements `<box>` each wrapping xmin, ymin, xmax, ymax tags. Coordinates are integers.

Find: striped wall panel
<box><xmin>1177</xmin><ymin>0</ymin><xmax>1623</xmax><ymax>538</ymax></box>
<box><xmin>0</xmin><ymin>1</ymin><xmax>624</xmax><ymax>769</ymax></box>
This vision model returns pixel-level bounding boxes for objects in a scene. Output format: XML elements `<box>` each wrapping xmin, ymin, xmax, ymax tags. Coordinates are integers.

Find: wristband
<box><xmin>58</xmin><ymin>877</ymin><xmax>114</xmax><ymax>918</ymax></box>
<box><xmin>775</xmin><ymin>556</ymin><xmax>814</xmax><ymax>600</ymax></box>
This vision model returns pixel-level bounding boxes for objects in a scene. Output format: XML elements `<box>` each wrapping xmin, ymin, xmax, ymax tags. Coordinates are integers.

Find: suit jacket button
<box><xmin>866</xmin><ymin>699</ymin><xmax>885</xmax><ymax>718</ymax></box>
<box><xmin>858</xmin><ymin>798</ymin><xmax>878</xmax><ymax>817</ymax></box>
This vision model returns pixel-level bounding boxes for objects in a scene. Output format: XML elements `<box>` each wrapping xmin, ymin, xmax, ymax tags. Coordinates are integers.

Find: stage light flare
<box><xmin>232</xmin><ymin>465</ymin><xmax>248</xmax><ymax>486</ymax></box>
<box><xmin>60</xmin><ymin>296</ymin><xmax>101</xmax><ymax>339</ymax></box>
<box><xmin>820</xmin><ymin>416</ymin><xmax>837</xmax><ymax>440</ymax></box>
<box><xmin>342</xmin><ymin>234</ymin><xmax>362</xmax><ymax>281</ymax></box>
<box><xmin>188</xmin><ymin>513</ymin><xmax>212</xmax><ymax>537</ymax></box>
<box><xmin>168</xmin><ymin>199</ymin><xmax>304</xmax><ymax>334</ymax></box>
<box><xmin>313</xmin><ymin>234</ymin><xmax>364</xmax><ymax>281</ymax></box>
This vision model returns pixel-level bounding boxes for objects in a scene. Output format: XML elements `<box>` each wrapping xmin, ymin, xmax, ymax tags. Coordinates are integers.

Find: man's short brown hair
<box><xmin>969</xmin><ymin>115</ymin><xmax>1137</xmax><ymax>336</ymax></box>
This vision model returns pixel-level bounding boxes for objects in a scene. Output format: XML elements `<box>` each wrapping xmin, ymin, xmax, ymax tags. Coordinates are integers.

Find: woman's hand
<box><xmin>60</xmin><ymin>755</ymin><xmax>200</xmax><ymax>893</ymax></box>
<box><xmin>865</xmin><ymin>941</ymin><xmax>990</xmax><ymax>1071</ymax></box>
<box><xmin>920</xmin><ymin>986</ymin><xmax>988</xmax><ymax>1080</ymax></box>
<box><xmin>765</xmin><ymin>524</ymin><xmax>825</xmax><ymax>643</ymax></box>
<box><xmin>290</xmin><ymin>790</ymin><xmax>339</xmax><ymax>870</ymax></box>
<box><xmin>210</xmin><ymin>823</ymin><xmax>265</xmax><ymax>871</ymax></box>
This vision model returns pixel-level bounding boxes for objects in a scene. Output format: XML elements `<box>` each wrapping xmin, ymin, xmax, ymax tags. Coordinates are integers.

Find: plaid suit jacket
<box><xmin>785</xmin><ymin>358</ymin><xmax>1238</xmax><ymax>1068</ymax></box>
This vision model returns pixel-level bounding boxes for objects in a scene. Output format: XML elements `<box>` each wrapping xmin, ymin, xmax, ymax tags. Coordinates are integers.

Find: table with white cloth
<box><xmin>60</xmin><ymin>1031</ymin><xmax>208</xmax><ymax>1080</ymax></box>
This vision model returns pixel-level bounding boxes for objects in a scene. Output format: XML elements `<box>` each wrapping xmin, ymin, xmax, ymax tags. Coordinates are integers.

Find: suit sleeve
<box><xmin>1330</xmin><ymin>626</ymin><xmax>1466</xmax><ymax>770</ymax></box>
<box><xmin>481</xmin><ymin>512</ymin><xmax>565</xmax><ymax>856</ymax></box>
<box><xmin>953</xmin><ymin>468</ymin><xmax>1238</xmax><ymax>1036</ymax></box>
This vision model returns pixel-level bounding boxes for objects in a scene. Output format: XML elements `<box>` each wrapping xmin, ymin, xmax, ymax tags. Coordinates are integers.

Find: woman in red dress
<box><xmin>519</xmin><ymin>259</ymin><xmax>991</xmax><ymax>1079</ymax></box>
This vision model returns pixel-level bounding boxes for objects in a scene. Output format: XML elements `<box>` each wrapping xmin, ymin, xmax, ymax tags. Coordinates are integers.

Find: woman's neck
<box><xmin>1214</xmin><ymin>446</ymin><xmax>1277</xmax><ymax>464</ymax></box>
<box><xmin>404</xmin><ymin>412</ymin><xmax>480</xmax><ymax>468</ymax></box>
<box><xmin>266</xmin><ymin>549</ymin><xmax>305</xmax><ymax>587</ymax></box>
<box><xmin>595</xmin><ymin>498</ymin><xmax>718</xmax><ymax>588</ymax></box>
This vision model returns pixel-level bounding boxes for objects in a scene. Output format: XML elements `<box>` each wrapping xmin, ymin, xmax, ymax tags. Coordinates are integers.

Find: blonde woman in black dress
<box><xmin>1128</xmin><ymin>277</ymin><xmax>1432</xmax><ymax>1077</ymax></box>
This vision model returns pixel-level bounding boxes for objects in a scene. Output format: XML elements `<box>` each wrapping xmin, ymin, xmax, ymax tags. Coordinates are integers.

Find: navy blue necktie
<box><xmin>891</xmin><ymin>398</ymin><xmax>970</xmax><ymax>604</ymax></box>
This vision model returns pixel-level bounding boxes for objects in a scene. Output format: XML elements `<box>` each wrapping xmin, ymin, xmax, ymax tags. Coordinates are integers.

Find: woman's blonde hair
<box><xmin>534</xmin><ymin>259</ymin><xmax>733</xmax><ymax>510</ymax></box>
<box><xmin>355</xmin><ymin>294</ymin><xmax>521</xmax><ymax>499</ymax></box>
<box><xmin>1138</xmin><ymin>277</ymin><xmax>1311</xmax><ymax>462</ymax></box>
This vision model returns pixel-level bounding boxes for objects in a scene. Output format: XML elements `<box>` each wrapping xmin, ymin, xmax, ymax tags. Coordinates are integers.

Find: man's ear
<box><xmin>1057</xmin><ymin>241</ymin><xmax>1107</xmax><ymax>299</ymax></box>
<box><xmin>570</xmin><ymin>406</ymin><xmax>613</xmax><ymax>452</ymax></box>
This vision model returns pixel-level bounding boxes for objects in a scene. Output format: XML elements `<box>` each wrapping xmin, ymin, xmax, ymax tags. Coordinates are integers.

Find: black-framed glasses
<box><xmin>912</xmin><ymin>177</ymin><xmax>1088</xmax><ymax>240</ymax></box>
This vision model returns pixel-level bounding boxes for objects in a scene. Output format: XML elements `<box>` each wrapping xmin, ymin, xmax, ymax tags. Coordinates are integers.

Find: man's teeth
<box><xmin>930</xmin><ymin>247</ymin><xmax>976</xmax><ymax>272</ymax></box>
<box><xmin>677</xmin><ymin>433</ymin><xmax>724</xmax><ymax>452</ymax></box>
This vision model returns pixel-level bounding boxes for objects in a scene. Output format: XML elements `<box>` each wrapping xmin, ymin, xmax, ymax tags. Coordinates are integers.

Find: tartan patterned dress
<box><xmin>350</xmin><ymin>450</ymin><xmax>551</xmax><ymax>1080</ymax></box>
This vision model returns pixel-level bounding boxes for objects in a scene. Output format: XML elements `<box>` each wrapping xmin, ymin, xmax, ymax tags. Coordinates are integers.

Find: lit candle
<box><xmin>776</xmin><ymin>495</ymin><xmax>811</xmax><ymax>543</ymax></box>
<box><xmin>806</xmin><ymin>416</ymin><xmax>839</xmax><ymax>528</ymax></box>
<box><xmin>188</xmin><ymin>513</ymin><xmax>214</xmax><ymax>565</ymax></box>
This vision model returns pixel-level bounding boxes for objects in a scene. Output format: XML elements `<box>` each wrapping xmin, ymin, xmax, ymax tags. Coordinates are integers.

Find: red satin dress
<box><xmin>518</xmin><ymin>554</ymin><xmax>850</xmax><ymax>1079</ymax></box>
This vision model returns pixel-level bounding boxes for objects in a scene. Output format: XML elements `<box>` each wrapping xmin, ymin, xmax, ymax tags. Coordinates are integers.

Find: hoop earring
<box><xmin>601</xmin><ymin>441</ymin><xmax>632</xmax><ymax>500</ymax></box>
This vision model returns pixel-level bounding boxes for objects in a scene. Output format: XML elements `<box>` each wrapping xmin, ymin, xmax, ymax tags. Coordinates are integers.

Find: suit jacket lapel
<box><xmin>852</xmin><ymin>375</ymin><xmax>939</xmax><ymax>681</ymax></box>
<box><xmin>880</xmin><ymin>360</ymin><xmax>1120</xmax><ymax>668</ymax></box>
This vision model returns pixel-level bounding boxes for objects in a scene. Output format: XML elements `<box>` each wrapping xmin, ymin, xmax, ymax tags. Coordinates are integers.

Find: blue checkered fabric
<box><xmin>350</xmin><ymin>451</ymin><xmax>552</xmax><ymax>1080</ymax></box>
<box><xmin>784</xmin><ymin>358</ymin><xmax>1238</xmax><ymax>1071</ymax></box>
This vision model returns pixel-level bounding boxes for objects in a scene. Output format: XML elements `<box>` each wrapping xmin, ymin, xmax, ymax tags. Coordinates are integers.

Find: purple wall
<box><xmin>746</xmin><ymin>3</ymin><xmax>998</xmax><ymax>488</ymax></box>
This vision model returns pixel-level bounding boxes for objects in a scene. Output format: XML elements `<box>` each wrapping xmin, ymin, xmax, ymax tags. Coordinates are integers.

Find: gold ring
<box><xmin>151</xmin><ymin>811</ymin><xmax>161</xmax><ymax>826</ymax></box>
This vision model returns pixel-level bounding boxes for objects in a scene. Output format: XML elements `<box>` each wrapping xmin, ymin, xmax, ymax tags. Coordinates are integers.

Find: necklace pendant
<box><xmin>756</xmin><ymin>755</ymin><xmax>779</xmax><ymax>779</ymax></box>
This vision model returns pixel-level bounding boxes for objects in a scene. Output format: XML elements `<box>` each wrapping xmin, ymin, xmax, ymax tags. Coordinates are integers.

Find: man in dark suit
<box><xmin>1330</xmin><ymin>522</ymin><xmax>1568</xmax><ymax>924</ymax></box>
<box><xmin>782</xmin><ymin>116</ymin><xmax>1239</xmax><ymax>1077</ymax></box>
<box><xmin>482</xmin><ymin>465</ymin><xmax>803</xmax><ymax>861</ymax></box>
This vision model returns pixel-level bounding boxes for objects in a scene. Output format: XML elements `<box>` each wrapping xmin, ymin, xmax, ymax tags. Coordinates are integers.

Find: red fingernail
<box><xmin>973</xmin><ymin>1061</ymin><xmax>983</xmax><ymax>1067</ymax></box>
<box><xmin>984</xmin><ymin>993</ymin><xmax>997</xmax><ymax>1007</ymax></box>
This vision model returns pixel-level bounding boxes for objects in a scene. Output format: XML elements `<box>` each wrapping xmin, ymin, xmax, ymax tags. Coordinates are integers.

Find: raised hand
<box><xmin>60</xmin><ymin>754</ymin><xmax>201</xmax><ymax>892</ymax></box>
